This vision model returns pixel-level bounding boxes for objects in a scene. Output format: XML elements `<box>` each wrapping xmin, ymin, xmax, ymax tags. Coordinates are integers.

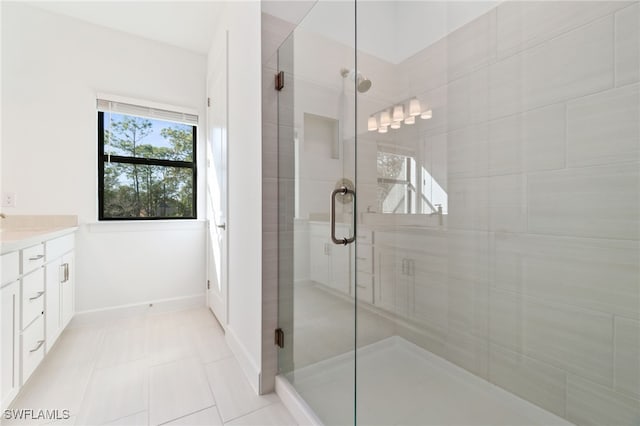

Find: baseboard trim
<box><xmin>70</xmin><ymin>294</ymin><xmax>205</xmax><ymax>327</ymax></box>
<box><xmin>225</xmin><ymin>325</ymin><xmax>261</xmax><ymax>394</ymax></box>
<box><xmin>275</xmin><ymin>375</ymin><xmax>322</xmax><ymax>426</ymax></box>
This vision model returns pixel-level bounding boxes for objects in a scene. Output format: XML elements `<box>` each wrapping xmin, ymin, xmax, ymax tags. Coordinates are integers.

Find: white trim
<box><xmin>69</xmin><ymin>293</ymin><xmax>205</xmax><ymax>328</ymax></box>
<box><xmin>225</xmin><ymin>325</ymin><xmax>261</xmax><ymax>393</ymax></box>
<box><xmin>96</xmin><ymin>92</ymin><xmax>199</xmax><ymax>117</ymax></box>
<box><xmin>87</xmin><ymin>219</ymin><xmax>206</xmax><ymax>233</ymax></box>
<box><xmin>275</xmin><ymin>375</ymin><xmax>323</xmax><ymax>426</ymax></box>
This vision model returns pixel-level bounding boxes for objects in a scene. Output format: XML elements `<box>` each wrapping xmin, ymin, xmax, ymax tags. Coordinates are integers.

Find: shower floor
<box><xmin>286</xmin><ymin>336</ymin><xmax>572</xmax><ymax>426</ymax></box>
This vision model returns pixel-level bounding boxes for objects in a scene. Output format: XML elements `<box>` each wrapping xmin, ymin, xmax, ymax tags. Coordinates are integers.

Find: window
<box><xmin>377</xmin><ymin>149</ymin><xmax>448</xmax><ymax>215</ymax></box>
<box><xmin>377</xmin><ymin>151</ymin><xmax>417</xmax><ymax>214</ymax></box>
<box><xmin>97</xmin><ymin>100</ymin><xmax>197</xmax><ymax>220</ymax></box>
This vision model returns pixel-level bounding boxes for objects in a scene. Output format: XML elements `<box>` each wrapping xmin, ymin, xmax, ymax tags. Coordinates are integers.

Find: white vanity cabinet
<box><xmin>0</xmin><ymin>229</ymin><xmax>76</xmax><ymax>410</ymax></box>
<box><xmin>1</xmin><ymin>251</ymin><xmax>21</xmax><ymax>410</ymax></box>
<box><xmin>45</xmin><ymin>234</ymin><xmax>75</xmax><ymax>349</ymax></box>
<box><xmin>308</xmin><ymin>222</ymin><xmax>351</xmax><ymax>295</ymax></box>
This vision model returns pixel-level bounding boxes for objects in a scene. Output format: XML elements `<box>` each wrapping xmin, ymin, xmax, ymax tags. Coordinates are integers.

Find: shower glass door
<box><xmin>275</xmin><ymin>1</ymin><xmax>358</xmax><ymax>424</ymax></box>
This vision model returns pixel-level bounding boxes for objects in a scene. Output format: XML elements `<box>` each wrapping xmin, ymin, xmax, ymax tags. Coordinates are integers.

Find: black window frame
<box><xmin>97</xmin><ymin>111</ymin><xmax>198</xmax><ymax>221</ymax></box>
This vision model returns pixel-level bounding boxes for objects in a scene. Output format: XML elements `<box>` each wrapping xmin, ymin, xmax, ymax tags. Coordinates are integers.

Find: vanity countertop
<box><xmin>0</xmin><ymin>215</ymin><xmax>78</xmax><ymax>254</ymax></box>
<box><xmin>1</xmin><ymin>226</ymin><xmax>78</xmax><ymax>255</ymax></box>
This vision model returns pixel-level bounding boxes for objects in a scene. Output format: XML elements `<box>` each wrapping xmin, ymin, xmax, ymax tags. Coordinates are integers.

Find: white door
<box><xmin>206</xmin><ymin>31</ymin><xmax>228</xmax><ymax>327</ymax></box>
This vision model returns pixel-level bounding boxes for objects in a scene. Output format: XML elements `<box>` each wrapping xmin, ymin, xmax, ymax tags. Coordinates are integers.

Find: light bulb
<box><xmin>390</xmin><ymin>122</ymin><xmax>401</xmax><ymax>130</ymax></box>
<box><xmin>368</xmin><ymin>116</ymin><xmax>378</xmax><ymax>132</ymax></box>
<box><xmin>378</xmin><ymin>126</ymin><xmax>388</xmax><ymax>134</ymax></box>
<box><xmin>409</xmin><ymin>99</ymin><xmax>421</xmax><ymax>117</ymax></box>
<box><xmin>379</xmin><ymin>110</ymin><xmax>391</xmax><ymax>127</ymax></box>
<box><xmin>392</xmin><ymin>104</ymin><xmax>404</xmax><ymax>122</ymax></box>
<box><xmin>421</xmin><ymin>109</ymin><xmax>433</xmax><ymax>120</ymax></box>
<box><xmin>404</xmin><ymin>116</ymin><xmax>415</xmax><ymax>125</ymax></box>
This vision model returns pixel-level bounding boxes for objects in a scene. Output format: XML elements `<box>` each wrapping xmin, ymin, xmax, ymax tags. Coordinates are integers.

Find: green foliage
<box><xmin>103</xmin><ymin>115</ymin><xmax>194</xmax><ymax>218</ymax></box>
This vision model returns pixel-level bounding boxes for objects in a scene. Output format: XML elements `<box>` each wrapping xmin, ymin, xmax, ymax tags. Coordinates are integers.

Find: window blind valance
<box><xmin>97</xmin><ymin>98</ymin><xmax>198</xmax><ymax>126</ymax></box>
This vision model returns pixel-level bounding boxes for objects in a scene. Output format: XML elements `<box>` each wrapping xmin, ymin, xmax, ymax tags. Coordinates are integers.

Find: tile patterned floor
<box><xmin>6</xmin><ymin>307</ymin><xmax>297</xmax><ymax>426</ymax></box>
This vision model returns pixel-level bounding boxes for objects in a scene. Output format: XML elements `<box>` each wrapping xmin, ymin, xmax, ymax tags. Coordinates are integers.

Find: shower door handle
<box><xmin>330</xmin><ymin>186</ymin><xmax>356</xmax><ymax>246</ymax></box>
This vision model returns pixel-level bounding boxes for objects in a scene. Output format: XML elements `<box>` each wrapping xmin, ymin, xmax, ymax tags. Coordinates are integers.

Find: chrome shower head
<box><xmin>340</xmin><ymin>68</ymin><xmax>372</xmax><ymax>93</ymax></box>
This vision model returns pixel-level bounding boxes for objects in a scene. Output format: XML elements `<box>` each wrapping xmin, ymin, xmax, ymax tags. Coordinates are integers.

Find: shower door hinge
<box><xmin>275</xmin><ymin>328</ymin><xmax>284</xmax><ymax>348</ymax></box>
<box><xmin>207</xmin><ymin>280</ymin><xmax>210</xmax><ymax>290</ymax></box>
<box><xmin>275</xmin><ymin>71</ymin><xmax>285</xmax><ymax>91</ymax></box>
<box><xmin>207</xmin><ymin>97</ymin><xmax>211</xmax><ymax>107</ymax></box>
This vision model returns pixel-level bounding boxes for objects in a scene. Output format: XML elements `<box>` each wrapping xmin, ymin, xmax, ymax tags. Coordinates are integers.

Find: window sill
<box><xmin>87</xmin><ymin>219</ymin><xmax>206</xmax><ymax>233</ymax></box>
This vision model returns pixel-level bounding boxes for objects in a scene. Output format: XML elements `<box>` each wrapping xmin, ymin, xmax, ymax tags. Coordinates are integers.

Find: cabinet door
<box><xmin>1</xmin><ymin>281</ymin><xmax>20</xmax><ymax>409</ymax></box>
<box><xmin>309</xmin><ymin>234</ymin><xmax>330</xmax><ymax>286</ymax></box>
<box><xmin>45</xmin><ymin>260</ymin><xmax>62</xmax><ymax>350</ymax></box>
<box><xmin>376</xmin><ymin>248</ymin><xmax>397</xmax><ymax>312</ymax></box>
<box><xmin>376</xmin><ymin>248</ymin><xmax>413</xmax><ymax>316</ymax></box>
<box><xmin>61</xmin><ymin>252</ymin><xmax>74</xmax><ymax>328</ymax></box>
<box><xmin>330</xmin><ymin>242</ymin><xmax>350</xmax><ymax>294</ymax></box>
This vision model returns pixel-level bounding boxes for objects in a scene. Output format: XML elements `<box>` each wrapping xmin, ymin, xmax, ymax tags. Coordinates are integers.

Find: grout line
<box><xmin>563</xmin><ymin>102</ymin><xmax>568</xmax><ymax>170</ymax></box>
<box><xmin>156</xmin><ymin>405</ymin><xmax>216</xmax><ymax>426</ymax></box>
<box><xmin>100</xmin><ymin>410</ymin><xmax>147</xmax><ymax>426</ymax></box>
<box><xmin>221</xmin><ymin>399</ymin><xmax>279</xmax><ymax>425</ymax></box>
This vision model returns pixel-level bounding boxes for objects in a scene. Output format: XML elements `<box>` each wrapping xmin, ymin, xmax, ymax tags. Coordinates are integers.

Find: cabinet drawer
<box><xmin>22</xmin><ymin>268</ymin><xmax>44</xmax><ymax>330</ymax></box>
<box><xmin>1</xmin><ymin>252</ymin><xmax>19</xmax><ymax>286</ymax></box>
<box><xmin>356</xmin><ymin>272</ymin><xmax>374</xmax><ymax>304</ymax></box>
<box><xmin>21</xmin><ymin>244</ymin><xmax>45</xmax><ymax>274</ymax></box>
<box><xmin>21</xmin><ymin>315</ymin><xmax>45</xmax><ymax>385</ymax></box>
<box><xmin>356</xmin><ymin>228</ymin><xmax>373</xmax><ymax>244</ymax></box>
<box><xmin>45</xmin><ymin>234</ymin><xmax>74</xmax><ymax>260</ymax></box>
<box><xmin>355</xmin><ymin>245</ymin><xmax>373</xmax><ymax>273</ymax></box>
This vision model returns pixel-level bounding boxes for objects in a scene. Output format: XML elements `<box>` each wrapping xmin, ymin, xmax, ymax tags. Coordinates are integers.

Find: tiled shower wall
<box><xmin>387</xmin><ymin>1</ymin><xmax>639</xmax><ymax>424</ymax></box>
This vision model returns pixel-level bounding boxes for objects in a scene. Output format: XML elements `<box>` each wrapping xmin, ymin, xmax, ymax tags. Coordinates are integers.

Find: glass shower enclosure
<box><xmin>275</xmin><ymin>1</ymin><xmax>640</xmax><ymax>425</ymax></box>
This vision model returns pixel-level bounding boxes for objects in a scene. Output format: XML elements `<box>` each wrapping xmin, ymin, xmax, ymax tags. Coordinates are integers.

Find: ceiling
<box><xmin>270</xmin><ymin>0</ymin><xmax>499</xmax><ymax>64</ymax></box>
<box><xmin>30</xmin><ymin>1</ymin><xmax>225</xmax><ymax>54</ymax></box>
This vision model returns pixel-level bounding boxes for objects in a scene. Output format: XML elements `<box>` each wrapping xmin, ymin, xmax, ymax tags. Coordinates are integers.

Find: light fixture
<box><xmin>392</xmin><ymin>104</ymin><xmax>404</xmax><ymax>122</ymax></box>
<box><xmin>409</xmin><ymin>98</ymin><xmax>421</xmax><ymax>117</ymax></box>
<box><xmin>379</xmin><ymin>110</ymin><xmax>391</xmax><ymax>127</ymax></box>
<box><xmin>368</xmin><ymin>116</ymin><xmax>378</xmax><ymax>131</ymax></box>
<box><xmin>368</xmin><ymin>98</ymin><xmax>433</xmax><ymax>134</ymax></box>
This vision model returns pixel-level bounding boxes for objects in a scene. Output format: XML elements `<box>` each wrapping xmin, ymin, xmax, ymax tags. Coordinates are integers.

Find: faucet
<box><xmin>429</xmin><ymin>204</ymin><xmax>443</xmax><ymax>226</ymax></box>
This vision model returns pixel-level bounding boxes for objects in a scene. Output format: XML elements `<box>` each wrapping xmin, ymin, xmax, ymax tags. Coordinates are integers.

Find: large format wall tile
<box><xmin>447</xmin><ymin>66</ymin><xmax>489</xmax><ymax>130</ymax></box>
<box><xmin>447</xmin><ymin>124</ymin><xmax>489</xmax><ymax>179</ymax></box>
<box><xmin>567</xmin><ymin>83</ymin><xmax>639</xmax><ymax>167</ymax></box>
<box><xmin>488</xmin><ymin>174</ymin><xmax>526</xmax><ymax>233</ymax></box>
<box><xmin>522</xmin><ymin>16</ymin><xmax>614</xmax><ymax>110</ymax></box>
<box><xmin>447</xmin><ymin>178</ymin><xmax>489</xmax><ymax>231</ymax></box>
<box><xmin>496</xmin><ymin>1</ymin><xmax>632</xmax><ymax>59</ymax></box>
<box><xmin>445</xmin><ymin>9</ymin><xmax>496</xmax><ymax>81</ymax></box>
<box><xmin>522</xmin><ymin>103</ymin><xmax>566</xmax><ymax>172</ymax></box>
<box><xmin>566</xmin><ymin>375</ymin><xmax>640</xmax><ymax>426</ymax></box>
<box><xmin>447</xmin><ymin>230</ymin><xmax>490</xmax><ymax>283</ymax></box>
<box><xmin>494</xmin><ymin>233</ymin><xmax>640</xmax><ymax>320</ymax></box>
<box><xmin>615</xmin><ymin>3</ymin><xmax>640</xmax><ymax>86</ymax></box>
<box><xmin>447</xmin><ymin>276</ymin><xmax>489</xmax><ymax>338</ymax></box>
<box><xmin>490</xmin><ymin>289</ymin><xmax>615</xmax><ymax>387</ymax></box>
<box><xmin>488</xmin><ymin>103</ymin><xmax>566</xmax><ymax>175</ymax></box>
<box><xmin>615</xmin><ymin>317</ymin><xmax>640</xmax><ymax>398</ymax></box>
<box><xmin>528</xmin><ymin>163</ymin><xmax>640</xmax><ymax>240</ymax></box>
<box><xmin>489</xmin><ymin>344</ymin><xmax>567</xmax><ymax>418</ymax></box>
<box><xmin>490</xmin><ymin>17</ymin><xmax>615</xmax><ymax>119</ymax></box>
<box><xmin>445</xmin><ymin>328</ymin><xmax>489</xmax><ymax>379</ymax></box>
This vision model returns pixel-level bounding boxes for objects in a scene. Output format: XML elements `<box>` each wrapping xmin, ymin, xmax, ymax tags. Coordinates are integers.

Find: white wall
<box><xmin>1</xmin><ymin>3</ymin><xmax>207</xmax><ymax>312</ymax></box>
<box><xmin>207</xmin><ymin>2</ymin><xmax>263</xmax><ymax>392</ymax></box>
